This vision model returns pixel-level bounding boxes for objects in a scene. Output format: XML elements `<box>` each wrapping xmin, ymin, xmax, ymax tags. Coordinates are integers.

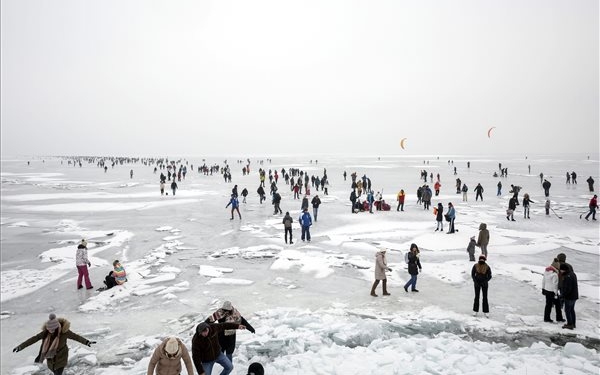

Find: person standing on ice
<box><xmin>13</xmin><ymin>313</ymin><xmax>96</xmax><ymax>375</ymax></box>
<box><xmin>584</xmin><ymin>194</ymin><xmax>598</xmax><ymax>221</ymax></box>
<box><xmin>241</xmin><ymin>188</ymin><xmax>248</xmax><ymax>203</ymax></box>
<box><xmin>170</xmin><ymin>180</ymin><xmax>178</xmax><ymax>196</ymax></box>
<box><xmin>559</xmin><ymin>263</ymin><xmax>578</xmax><ymax>330</ymax></box>
<box><xmin>461</xmin><ymin>183</ymin><xmax>468</xmax><ymax>202</ymax></box>
<box><xmin>507</xmin><ymin>196</ymin><xmax>518</xmax><ymax>221</ymax></box>
<box><xmin>396</xmin><ymin>189</ymin><xmax>405</xmax><ymax>211</ymax></box>
<box><xmin>311</xmin><ymin>194</ymin><xmax>321</xmax><ymax>222</ymax></box>
<box><xmin>160</xmin><ymin>181</ymin><xmax>165</xmax><ymax>196</ymax></box>
<box><xmin>147</xmin><ymin>336</ymin><xmax>195</xmax><ymax>375</ymax></box>
<box><xmin>301</xmin><ymin>195</ymin><xmax>309</xmax><ymax>211</ymax></box>
<box><xmin>542</xmin><ymin>179</ymin><xmax>551</xmax><ymax>197</ymax></box>
<box><xmin>466</xmin><ymin>236</ymin><xmax>476</xmax><ymax>261</ymax></box>
<box><xmin>542</xmin><ymin>261</ymin><xmax>565</xmax><ymax>323</ymax></box>
<box><xmin>257</xmin><ymin>185</ymin><xmax>266</xmax><ymax>204</ymax></box>
<box><xmin>349</xmin><ymin>190</ymin><xmax>358</xmax><ymax>213</ymax></box>
<box><xmin>474</xmin><ymin>183</ymin><xmax>484</xmax><ymax>201</ymax></box>
<box><xmin>130</xmin><ymin>169</ymin><xmax>134</xmax><ymax>179</ymax></box>
<box><xmin>226</xmin><ymin>194</ymin><xmax>242</xmax><ymax>220</ymax></box>
<box><xmin>522</xmin><ymin>193</ymin><xmax>534</xmax><ymax>219</ymax></box>
<box><xmin>371</xmin><ymin>248</ymin><xmax>391</xmax><ymax>297</ymax></box>
<box><xmin>476</xmin><ymin>223</ymin><xmax>489</xmax><ymax>257</ymax></box>
<box><xmin>471</xmin><ymin>255</ymin><xmax>492</xmax><ymax>317</ymax></box>
<box><xmin>435</xmin><ymin>202</ymin><xmax>444</xmax><ymax>232</ymax></box>
<box><xmin>298</xmin><ymin>208</ymin><xmax>312</xmax><ymax>242</ymax></box>
<box><xmin>192</xmin><ymin>321</ymin><xmax>246</xmax><ymax>375</ymax></box>
<box><xmin>586</xmin><ymin>176</ymin><xmax>594</xmax><ymax>192</ymax></box>
<box><xmin>282</xmin><ymin>212</ymin><xmax>294</xmax><ymax>244</ymax></box>
<box><xmin>446</xmin><ymin>202</ymin><xmax>456</xmax><ymax>233</ymax></box>
<box><xmin>497</xmin><ymin>181</ymin><xmax>502</xmax><ymax>196</ymax></box>
<box><xmin>204</xmin><ymin>301</ymin><xmax>255</xmax><ymax>365</ymax></box>
<box><xmin>403</xmin><ymin>243</ymin><xmax>422</xmax><ymax>292</ymax></box>
<box><xmin>76</xmin><ymin>243</ymin><xmax>93</xmax><ymax>290</ymax></box>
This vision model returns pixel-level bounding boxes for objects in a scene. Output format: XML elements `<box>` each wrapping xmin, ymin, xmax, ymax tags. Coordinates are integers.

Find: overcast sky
<box><xmin>1</xmin><ymin>0</ymin><xmax>598</xmax><ymax>157</ymax></box>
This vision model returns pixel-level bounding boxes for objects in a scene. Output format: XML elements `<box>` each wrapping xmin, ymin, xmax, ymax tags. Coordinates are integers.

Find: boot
<box><xmin>382</xmin><ymin>279</ymin><xmax>391</xmax><ymax>296</ymax></box>
<box><xmin>370</xmin><ymin>280</ymin><xmax>379</xmax><ymax>297</ymax></box>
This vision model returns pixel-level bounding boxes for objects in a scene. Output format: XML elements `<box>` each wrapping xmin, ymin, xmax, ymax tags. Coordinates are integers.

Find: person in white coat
<box><xmin>541</xmin><ymin>261</ymin><xmax>565</xmax><ymax>323</ymax></box>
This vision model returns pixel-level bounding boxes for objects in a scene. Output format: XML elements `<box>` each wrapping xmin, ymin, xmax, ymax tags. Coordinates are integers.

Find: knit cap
<box><xmin>46</xmin><ymin>313</ymin><xmax>60</xmax><ymax>331</ymax></box>
<box><xmin>221</xmin><ymin>300</ymin><xmax>233</xmax><ymax>310</ymax></box>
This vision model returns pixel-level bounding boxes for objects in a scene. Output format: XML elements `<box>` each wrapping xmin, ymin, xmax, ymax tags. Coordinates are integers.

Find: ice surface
<box><xmin>1</xmin><ymin>154</ymin><xmax>599</xmax><ymax>374</ymax></box>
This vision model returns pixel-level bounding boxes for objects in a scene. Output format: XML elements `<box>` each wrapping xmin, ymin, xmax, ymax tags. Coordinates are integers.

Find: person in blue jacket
<box><xmin>226</xmin><ymin>194</ymin><xmax>242</xmax><ymax>220</ymax></box>
<box><xmin>298</xmin><ymin>208</ymin><xmax>312</xmax><ymax>242</ymax></box>
<box><xmin>446</xmin><ymin>202</ymin><xmax>456</xmax><ymax>233</ymax></box>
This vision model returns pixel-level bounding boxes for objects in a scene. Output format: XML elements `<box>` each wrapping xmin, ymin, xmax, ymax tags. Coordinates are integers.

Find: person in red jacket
<box><xmin>585</xmin><ymin>194</ymin><xmax>598</xmax><ymax>221</ymax></box>
<box><xmin>192</xmin><ymin>321</ymin><xmax>245</xmax><ymax>375</ymax></box>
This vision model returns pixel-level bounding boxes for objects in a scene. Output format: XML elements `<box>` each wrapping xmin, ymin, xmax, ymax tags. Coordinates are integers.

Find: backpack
<box><xmin>404</xmin><ymin>252</ymin><xmax>410</xmax><ymax>264</ymax></box>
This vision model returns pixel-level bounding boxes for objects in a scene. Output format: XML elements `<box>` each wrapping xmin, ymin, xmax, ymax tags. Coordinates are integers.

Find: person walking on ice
<box><xmin>147</xmin><ymin>336</ymin><xmax>195</xmax><ymax>375</ymax></box>
<box><xmin>13</xmin><ymin>313</ymin><xmax>96</xmax><ymax>375</ymax></box>
<box><xmin>226</xmin><ymin>194</ymin><xmax>242</xmax><ymax>220</ymax></box>
<box><xmin>585</xmin><ymin>194</ymin><xmax>598</xmax><ymax>221</ymax></box>
<box><xmin>403</xmin><ymin>243</ymin><xmax>422</xmax><ymax>292</ymax></box>
<box><xmin>370</xmin><ymin>248</ymin><xmax>391</xmax><ymax>297</ymax></box>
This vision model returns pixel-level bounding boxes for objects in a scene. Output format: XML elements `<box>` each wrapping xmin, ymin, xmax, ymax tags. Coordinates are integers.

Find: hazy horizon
<box><xmin>1</xmin><ymin>0</ymin><xmax>598</xmax><ymax>157</ymax></box>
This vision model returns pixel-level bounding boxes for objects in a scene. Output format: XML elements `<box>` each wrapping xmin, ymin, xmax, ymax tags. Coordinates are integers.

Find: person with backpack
<box><xmin>403</xmin><ymin>243</ymin><xmax>422</xmax><ymax>292</ymax></box>
<box><xmin>472</xmin><ymin>255</ymin><xmax>492</xmax><ymax>317</ymax></box>
<box><xmin>226</xmin><ymin>194</ymin><xmax>242</xmax><ymax>220</ymax></box>
<box><xmin>298</xmin><ymin>208</ymin><xmax>312</xmax><ymax>242</ymax></box>
<box><xmin>282</xmin><ymin>212</ymin><xmax>294</xmax><ymax>244</ymax></box>
<box><xmin>370</xmin><ymin>248</ymin><xmax>391</xmax><ymax>297</ymax></box>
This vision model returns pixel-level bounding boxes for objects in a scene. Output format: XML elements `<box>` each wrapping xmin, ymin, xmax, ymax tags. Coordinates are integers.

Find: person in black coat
<box><xmin>435</xmin><ymin>203</ymin><xmax>444</xmax><ymax>232</ymax></box>
<box><xmin>472</xmin><ymin>255</ymin><xmax>492</xmax><ymax>317</ymax></box>
<box><xmin>542</xmin><ymin>179</ymin><xmax>551</xmax><ymax>197</ymax></box>
<box><xmin>559</xmin><ymin>264</ymin><xmax>579</xmax><ymax>330</ymax></box>
<box><xmin>349</xmin><ymin>190</ymin><xmax>357</xmax><ymax>213</ymax></box>
<box><xmin>403</xmin><ymin>244</ymin><xmax>422</xmax><ymax>292</ymax></box>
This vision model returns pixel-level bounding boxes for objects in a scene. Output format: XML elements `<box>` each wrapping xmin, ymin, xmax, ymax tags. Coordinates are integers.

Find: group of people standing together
<box><xmin>13</xmin><ymin>300</ymin><xmax>263</xmax><ymax>375</ymax></box>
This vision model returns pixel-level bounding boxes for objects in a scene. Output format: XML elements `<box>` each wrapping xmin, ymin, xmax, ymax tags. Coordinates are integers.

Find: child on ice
<box><xmin>467</xmin><ymin>236</ymin><xmax>476</xmax><ymax>261</ymax></box>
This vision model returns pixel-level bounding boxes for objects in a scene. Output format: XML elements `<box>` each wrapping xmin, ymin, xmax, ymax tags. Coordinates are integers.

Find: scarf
<box><xmin>38</xmin><ymin>326</ymin><xmax>61</xmax><ymax>362</ymax></box>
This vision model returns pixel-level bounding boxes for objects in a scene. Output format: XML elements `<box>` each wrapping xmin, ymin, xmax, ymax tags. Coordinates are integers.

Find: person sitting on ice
<box><xmin>103</xmin><ymin>260</ymin><xmax>127</xmax><ymax>290</ymax></box>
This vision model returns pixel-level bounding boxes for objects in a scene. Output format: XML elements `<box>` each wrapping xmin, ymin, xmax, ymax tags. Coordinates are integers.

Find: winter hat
<box><xmin>80</xmin><ymin>239</ymin><xmax>88</xmax><ymax>247</ymax></box>
<box><xmin>479</xmin><ymin>255</ymin><xmax>486</xmax><ymax>261</ymax></box>
<box><xmin>221</xmin><ymin>300</ymin><xmax>233</xmax><ymax>310</ymax></box>
<box><xmin>164</xmin><ymin>337</ymin><xmax>179</xmax><ymax>355</ymax></box>
<box><xmin>470</xmin><ymin>236</ymin><xmax>475</xmax><ymax>240</ymax></box>
<box><xmin>196</xmin><ymin>322</ymin><xmax>210</xmax><ymax>334</ymax></box>
<box><xmin>247</xmin><ymin>362</ymin><xmax>265</xmax><ymax>375</ymax></box>
<box><xmin>551</xmin><ymin>259</ymin><xmax>560</xmax><ymax>270</ymax></box>
<box><xmin>45</xmin><ymin>313</ymin><xmax>60</xmax><ymax>331</ymax></box>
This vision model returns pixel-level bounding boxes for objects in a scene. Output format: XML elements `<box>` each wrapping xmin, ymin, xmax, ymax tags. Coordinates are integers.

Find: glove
<box><xmin>13</xmin><ymin>346</ymin><xmax>20</xmax><ymax>353</ymax></box>
<box><xmin>250</xmin><ymin>328</ymin><xmax>256</xmax><ymax>334</ymax></box>
<box><xmin>86</xmin><ymin>340</ymin><xmax>96</xmax><ymax>347</ymax></box>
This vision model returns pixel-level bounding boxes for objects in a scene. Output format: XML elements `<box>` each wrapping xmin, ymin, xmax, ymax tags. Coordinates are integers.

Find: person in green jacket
<box><xmin>13</xmin><ymin>313</ymin><xmax>95</xmax><ymax>375</ymax></box>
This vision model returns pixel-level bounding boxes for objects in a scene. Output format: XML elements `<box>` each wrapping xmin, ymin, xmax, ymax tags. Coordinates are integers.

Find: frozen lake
<box><xmin>1</xmin><ymin>153</ymin><xmax>599</xmax><ymax>374</ymax></box>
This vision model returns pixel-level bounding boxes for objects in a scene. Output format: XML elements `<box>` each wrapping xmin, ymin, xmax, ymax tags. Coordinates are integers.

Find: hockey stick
<box><xmin>550</xmin><ymin>208</ymin><xmax>562</xmax><ymax>219</ymax></box>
